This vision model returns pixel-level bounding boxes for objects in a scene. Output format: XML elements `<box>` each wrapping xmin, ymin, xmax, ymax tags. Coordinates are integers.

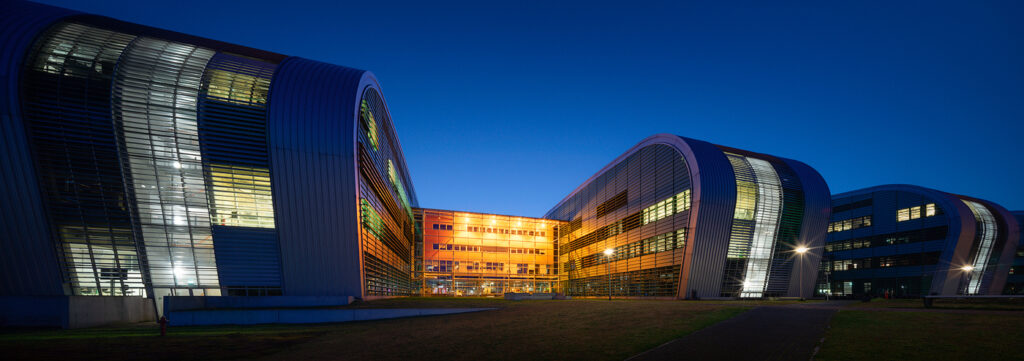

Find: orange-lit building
<box><xmin>414</xmin><ymin>209</ymin><xmax>565</xmax><ymax>296</ymax></box>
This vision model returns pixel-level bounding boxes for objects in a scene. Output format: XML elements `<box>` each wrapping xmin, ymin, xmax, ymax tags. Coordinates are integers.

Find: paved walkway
<box><xmin>629</xmin><ymin>301</ymin><xmax>852</xmax><ymax>361</ymax></box>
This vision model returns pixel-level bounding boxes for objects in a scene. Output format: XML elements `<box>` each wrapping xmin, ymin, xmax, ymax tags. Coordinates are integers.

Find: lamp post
<box><xmin>604</xmin><ymin>248</ymin><xmax>614</xmax><ymax>300</ymax></box>
<box><xmin>795</xmin><ymin>246</ymin><xmax>809</xmax><ymax>301</ymax></box>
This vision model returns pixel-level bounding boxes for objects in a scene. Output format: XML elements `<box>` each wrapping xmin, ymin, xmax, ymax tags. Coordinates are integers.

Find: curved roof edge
<box><xmin>832</xmin><ymin>184</ymin><xmax>1013</xmax><ymax>221</ymax></box>
<box><xmin>542</xmin><ymin>133</ymin><xmax>823</xmax><ymax>219</ymax></box>
<box><xmin>543</xmin><ymin>134</ymin><xmax>691</xmax><ymax>218</ymax></box>
<box><xmin>358</xmin><ymin>71</ymin><xmax>418</xmax><ymax>206</ymax></box>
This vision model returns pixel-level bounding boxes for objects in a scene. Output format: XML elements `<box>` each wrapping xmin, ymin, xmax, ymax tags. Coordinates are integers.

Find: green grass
<box><xmin>816</xmin><ymin>310</ymin><xmax>1024</xmax><ymax>360</ymax></box>
<box><xmin>845</xmin><ymin>297</ymin><xmax>1024</xmax><ymax>311</ymax></box>
<box><xmin>1</xmin><ymin>299</ymin><xmax>746</xmax><ymax>361</ymax></box>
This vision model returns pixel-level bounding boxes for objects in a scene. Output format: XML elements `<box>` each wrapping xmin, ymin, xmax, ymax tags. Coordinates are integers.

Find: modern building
<box><xmin>3</xmin><ymin>1</ymin><xmax>1020</xmax><ymax>329</ymax></box>
<box><xmin>544</xmin><ymin>134</ymin><xmax>831</xmax><ymax>299</ymax></box>
<box><xmin>1003</xmin><ymin>211</ymin><xmax>1024</xmax><ymax>294</ymax></box>
<box><xmin>1</xmin><ymin>0</ymin><xmax>417</xmax><ymax>322</ymax></box>
<box><xmin>818</xmin><ymin>185</ymin><xmax>1019</xmax><ymax>297</ymax></box>
<box><xmin>413</xmin><ymin>209</ymin><xmax>563</xmax><ymax>296</ymax></box>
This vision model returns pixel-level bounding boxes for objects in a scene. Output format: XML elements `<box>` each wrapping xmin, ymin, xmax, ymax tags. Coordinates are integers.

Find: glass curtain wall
<box><xmin>20</xmin><ymin>23</ymin><xmax>145</xmax><ymax>296</ymax></box>
<box><xmin>962</xmin><ymin>200</ymin><xmax>998</xmax><ymax>294</ymax></box>
<box><xmin>721</xmin><ymin>153</ymin><xmax>784</xmax><ymax>297</ymax></box>
<box><xmin>198</xmin><ymin>54</ymin><xmax>277</xmax><ymax>230</ymax></box>
<box><xmin>112</xmin><ymin>37</ymin><xmax>220</xmax><ymax>301</ymax></box>
<box><xmin>357</xmin><ymin>87</ymin><xmax>416</xmax><ymax>296</ymax></box>
<box><xmin>551</xmin><ymin>144</ymin><xmax>692</xmax><ymax>297</ymax></box>
<box><xmin>416</xmin><ymin>209</ymin><xmax>561</xmax><ymax>296</ymax></box>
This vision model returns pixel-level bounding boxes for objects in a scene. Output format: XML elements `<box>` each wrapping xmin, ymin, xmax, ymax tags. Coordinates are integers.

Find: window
<box><xmin>641</xmin><ymin>189</ymin><xmax>691</xmax><ymax>225</ymax></box>
<box><xmin>828</xmin><ymin>216</ymin><xmax>872</xmax><ymax>233</ymax></box>
<box><xmin>208</xmin><ymin>164</ymin><xmax>275</xmax><ymax>228</ymax></box>
<box><xmin>360</xmin><ymin>99</ymin><xmax>379</xmax><ymax>151</ymax></box>
<box><xmin>898</xmin><ymin>203</ymin><xmax>938</xmax><ymax>222</ymax></box>
<box><xmin>431</xmin><ymin>223</ymin><xmax>453</xmax><ymax>231</ymax></box>
<box><xmin>387</xmin><ymin>159</ymin><xmax>412</xmax><ymax>219</ymax></box>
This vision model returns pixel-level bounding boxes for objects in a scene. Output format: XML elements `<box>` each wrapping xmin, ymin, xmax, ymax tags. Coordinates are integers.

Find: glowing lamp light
<box><xmin>795</xmin><ymin>246</ymin><xmax>809</xmax><ymax>254</ymax></box>
<box><xmin>604</xmin><ymin>248</ymin><xmax>614</xmax><ymax>257</ymax></box>
<box><xmin>961</xmin><ymin>265</ymin><xmax>975</xmax><ymax>272</ymax></box>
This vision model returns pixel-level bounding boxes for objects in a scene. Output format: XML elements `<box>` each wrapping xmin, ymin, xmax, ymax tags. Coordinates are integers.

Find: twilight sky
<box><xmin>38</xmin><ymin>0</ymin><xmax>1024</xmax><ymax>217</ymax></box>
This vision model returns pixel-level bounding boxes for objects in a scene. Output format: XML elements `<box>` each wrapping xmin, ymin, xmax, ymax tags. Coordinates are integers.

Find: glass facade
<box><xmin>357</xmin><ymin>87</ymin><xmax>417</xmax><ymax>296</ymax></box>
<box><xmin>963</xmin><ymin>200</ymin><xmax>998</xmax><ymax>294</ymax></box>
<box><xmin>721</xmin><ymin>154</ymin><xmax>786</xmax><ymax>298</ymax></box>
<box><xmin>20</xmin><ymin>23</ymin><xmax>145</xmax><ymax>296</ymax></box>
<box><xmin>549</xmin><ymin>144</ymin><xmax>692</xmax><ymax>298</ymax></box>
<box><xmin>414</xmin><ymin>209</ymin><xmax>562</xmax><ymax>296</ymax></box>
<box><xmin>820</xmin><ymin>188</ymin><xmax>1013</xmax><ymax>297</ymax></box>
<box><xmin>198</xmin><ymin>54</ymin><xmax>277</xmax><ymax>230</ymax></box>
<box><xmin>112</xmin><ymin>37</ymin><xmax>221</xmax><ymax>299</ymax></box>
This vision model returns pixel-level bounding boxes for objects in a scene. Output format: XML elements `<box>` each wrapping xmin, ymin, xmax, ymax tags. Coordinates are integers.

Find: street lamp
<box><xmin>604</xmin><ymin>248</ymin><xmax>614</xmax><ymax>300</ymax></box>
<box><xmin>795</xmin><ymin>246</ymin><xmax>809</xmax><ymax>301</ymax></box>
<box><xmin>960</xmin><ymin>265</ymin><xmax>975</xmax><ymax>295</ymax></box>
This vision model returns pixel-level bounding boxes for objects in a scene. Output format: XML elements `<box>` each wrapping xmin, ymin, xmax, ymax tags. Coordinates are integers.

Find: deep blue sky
<box><xmin>39</xmin><ymin>0</ymin><xmax>1023</xmax><ymax>217</ymax></box>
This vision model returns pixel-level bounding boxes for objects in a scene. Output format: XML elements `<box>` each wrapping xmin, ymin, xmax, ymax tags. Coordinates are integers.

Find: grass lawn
<box><xmin>816</xmin><ymin>310</ymin><xmax>1024</xmax><ymax>360</ymax></box>
<box><xmin>1</xmin><ymin>298</ymin><xmax>745</xmax><ymax>361</ymax></box>
<box><xmin>845</xmin><ymin>297</ymin><xmax>1024</xmax><ymax>311</ymax></box>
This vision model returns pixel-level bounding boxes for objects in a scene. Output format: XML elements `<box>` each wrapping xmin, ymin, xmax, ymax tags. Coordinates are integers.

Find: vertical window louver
<box><xmin>740</xmin><ymin>158</ymin><xmax>782</xmax><ymax>298</ymax></box>
<box><xmin>963</xmin><ymin>200</ymin><xmax>997</xmax><ymax>294</ymax></box>
<box><xmin>20</xmin><ymin>23</ymin><xmax>145</xmax><ymax>296</ymax></box>
<box><xmin>358</xmin><ymin>87</ymin><xmax>415</xmax><ymax>296</ymax></box>
<box><xmin>198</xmin><ymin>54</ymin><xmax>276</xmax><ymax>228</ymax></box>
<box><xmin>764</xmin><ymin>162</ymin><xmax>805</xmax><ymax>296</ymax></box>
<box><xmin>112</xmin><ymin>38</ymin><xmax>219</xmax><ymax>295</ymax></box>
<box><xmin>722</xmin><ymin>153</ymin><xmax>784</xmax><ymax>297</ymax></box>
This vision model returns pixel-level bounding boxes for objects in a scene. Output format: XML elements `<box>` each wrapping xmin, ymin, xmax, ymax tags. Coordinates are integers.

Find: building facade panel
<box><xmin>820</xmin><ymin>185</ymin><xmax>1019</xmax><ymax>297</ymax></box>
<box><xmin>0</xmin><ymin>1</ymin><xmax>78</xmax><ymax>296</ymax></box>
<box><xmin>2</xmin><ymin>1</ymin><xmax>419</xmax><ymax>307</ymax></box>
<box><xmin>1005</xmin><ymin>212</ymin><xmax>1024</xmax><ymax>294</ymax></box>
<box><xmin>781</xmin><ymin>158</ymin><xmax>830</xmax><ymax>297</ymax></box>
<box><xmin>546</xmin><ymin>134</ymin><xmax>829</xmax><ymax>299</ymax></box>
<box><xmin>413</xmin><ymin>209</ymin><xmax>561</xmax><ymax>296</ymax></box>
<box><xmin>24</xmin><ymin>22</ymin><xmax>143</xmax><ymax>297</ymax></box>
<box><xmin>265</xmin><ymin>57</ymin><xmax>364</xmax><ymax>297</ymax></box>
<box><xmin>357</xmin><ymin>83</ymin><xmax>418</xmax><ymax>297</ymax></box>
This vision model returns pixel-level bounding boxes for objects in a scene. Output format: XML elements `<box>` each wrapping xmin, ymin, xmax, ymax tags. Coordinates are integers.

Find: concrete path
<box><xmin>629</xmin><ymin>301</ymin><xmax>852</xmax><ymax>361</ymax></box>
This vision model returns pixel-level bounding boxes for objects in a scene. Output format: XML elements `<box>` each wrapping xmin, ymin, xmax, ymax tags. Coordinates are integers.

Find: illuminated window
<box><xmin>733</xmin><ymin>181</ymin><xmax>757</xmax><ymax>220</ymax></box>
<box><xmin>828</xmin><ymin>216</ymin><xmax>872</xmax><ymax>233</ymax></box>
<box><xmin>641</xmin><ymin>189</ymin><xmax>691</xmax><ymax>225</ymax></box>
<box><xmin>208</xmin><ymin>164</ymin><xmax>275</xmax><ymax>228</ymax></box>
<box><xmin>897</xmin><ymin>208</ymin><xmax>910</xmax><ymax>222</ymax></box>
<box><xmin>360</xmin><ymin>99</ymin><xmax>379</xmax><ymax>151</ymax></box>
<box><xmin>387</xmin><ymin>159</ymin><xmax>412</xmax><ymax>218</ymax></box>
<box><xmin>360</xmin><ymin>199</ymin><xmax>384</xmax><ymax>239</ymax></box>
<box><xmin>204</xmin><ymin>69</ymin><xmax>270</xmax><ymax>106</ymax></box>
<box><xmin>897</xmin><ymin>203</ymin><xmax>939</xmax><ymax>222</ymax></box>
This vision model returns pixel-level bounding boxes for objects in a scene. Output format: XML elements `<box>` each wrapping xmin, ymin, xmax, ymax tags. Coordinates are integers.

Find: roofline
<box><xmin>415</xmin><ymin>207</ymin><xmax>565</xmax><ymax>222</ymax></box>
<box><xmin>542</xmin><ymin>134</ymin><xmax>686</xmax><ymax>219</ymax></box>
<box><xmin>542</xmin><ymin>133</ymin><xmax>816</xmax><ymax>219</ymax></box>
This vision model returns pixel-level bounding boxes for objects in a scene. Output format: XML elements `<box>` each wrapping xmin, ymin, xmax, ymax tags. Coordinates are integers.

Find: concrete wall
<box><xmin>0</xmin><ymin>296</ymin><xmax>154</xmax><ymax>329</ymax></box>
<box><xmin>68</xmin><ymin>296</ymin><xmax>155</xmax><ymax>328</ymax></box>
